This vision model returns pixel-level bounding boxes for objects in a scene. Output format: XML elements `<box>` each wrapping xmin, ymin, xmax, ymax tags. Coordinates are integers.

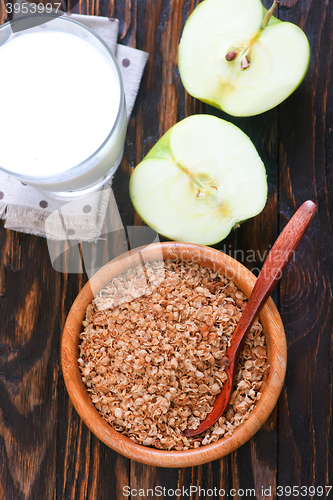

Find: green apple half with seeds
<box><xmin>178</xmin><ymin>0</ymin><xmax>310</xmax><ymax>117</ymax></box>
<box><xmin>129</xmin><ymin>115</ymin><xmax>267</xmax><ymax>245</ymax></box>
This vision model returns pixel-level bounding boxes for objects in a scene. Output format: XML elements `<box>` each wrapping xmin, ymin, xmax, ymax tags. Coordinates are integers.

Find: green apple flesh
<box><xmin>178</xmin><ymin>0</ymin><xmax>310</xmax><ymax>117</ymax></box>
<box><xmin>129</xmin><ymin>115</ymin><xmax>267</xmax><ymax>245</ymax></box>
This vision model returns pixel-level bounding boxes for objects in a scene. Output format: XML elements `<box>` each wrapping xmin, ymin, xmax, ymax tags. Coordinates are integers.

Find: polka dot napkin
<box><xmin>0</xmin><ymin>14</ymin><xmax>148</xmax><ymax>241</ymax></box>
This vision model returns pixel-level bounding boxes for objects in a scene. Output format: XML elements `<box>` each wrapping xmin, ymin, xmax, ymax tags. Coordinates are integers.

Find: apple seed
<box><xmin>241</xmin><ymin>56</ymin><xmax>250</xmax><ymax>70</ymax></box>
<box><xmin>196</xmin><ymin>189</ymin><xmax>206</xmax><ymax>198</ymax></box>
<box><xmin>225</xmin><ymin>50</ymin><xmax>238</xmax><ymax>62</ymax></box>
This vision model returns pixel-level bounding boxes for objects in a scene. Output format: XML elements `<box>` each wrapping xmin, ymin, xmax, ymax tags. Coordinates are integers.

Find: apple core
<box><xmin>129</xmin><ymin>115</ymin><xmax>268</xmax><ymax>245</ymax></box>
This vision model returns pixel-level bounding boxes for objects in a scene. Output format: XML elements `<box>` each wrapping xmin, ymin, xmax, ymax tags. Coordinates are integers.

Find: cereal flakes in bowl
<box><xmin>61</xmin><ymin>242</ymin><xmax>287</xmax><ymax>467</ymax></box>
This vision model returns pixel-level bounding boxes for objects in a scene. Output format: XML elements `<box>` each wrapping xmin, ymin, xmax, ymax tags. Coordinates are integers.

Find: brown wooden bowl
<box><xmin>61</xmin><ymin>242</ymin><xmax>287</xmax><ymax>468</ymax></box>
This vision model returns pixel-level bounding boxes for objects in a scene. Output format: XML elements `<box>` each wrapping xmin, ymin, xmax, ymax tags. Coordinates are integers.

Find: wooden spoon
<box><xmin>182</xmin><ymin>200</ymin><xmax>317</xmax><ymax>437</ymax></box>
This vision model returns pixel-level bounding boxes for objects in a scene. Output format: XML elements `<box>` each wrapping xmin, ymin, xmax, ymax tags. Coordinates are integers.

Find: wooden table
<box><xmin>0</xmin><ymin>1</ymin><xmax>332</xmax><ymax>498</ymax></box>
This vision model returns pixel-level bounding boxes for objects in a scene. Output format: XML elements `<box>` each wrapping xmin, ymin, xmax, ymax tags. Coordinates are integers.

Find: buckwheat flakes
<box><xmin>79</xmin><ymin>260</ymin><xmax>268</xmax><ymax>450</ymax></box>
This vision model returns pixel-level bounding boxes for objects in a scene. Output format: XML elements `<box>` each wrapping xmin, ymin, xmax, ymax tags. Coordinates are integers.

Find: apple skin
<box><xmin>178</xmin><ymin>0</ymin><xmax>311</xmax><ymax>117</ymax></box>
<box><xmin>129</xmin><ymin>115</ymin><xmax>267</xmax><ymax>246</ymax></box>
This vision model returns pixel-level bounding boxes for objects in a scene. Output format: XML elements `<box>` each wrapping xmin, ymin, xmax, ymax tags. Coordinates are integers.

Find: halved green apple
<box><xmin>129</xmin><ymin>115</ymin><xmax>267</xmax><ymax>245</ymax></box>
<box><xmin>178</xmin><ymin>0</ymin><xmax>310</xmax><ymax>117</ymax></box>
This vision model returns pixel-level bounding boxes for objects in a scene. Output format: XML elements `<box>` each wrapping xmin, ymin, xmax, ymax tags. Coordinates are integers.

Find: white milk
<box><xmin>0</xmin><ymin>25</ymin><xmax>126</xmax><ymax>193</ymax></box>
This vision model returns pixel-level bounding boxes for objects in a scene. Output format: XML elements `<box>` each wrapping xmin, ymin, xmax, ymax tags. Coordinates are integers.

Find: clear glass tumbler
<box><xmin>0</xmin><ymin>14</ymin><xmax>127</xmax><ymax>197</ymax></box>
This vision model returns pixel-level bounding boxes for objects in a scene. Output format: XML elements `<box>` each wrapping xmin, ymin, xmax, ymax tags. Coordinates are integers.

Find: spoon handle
<box><xmin>182</xmin><ymin>200</ymin><xmax>317</xmax><ymax>437</ymax></box>
<box><xmin>225</xmin><ymin>200</ymin><xmax>317</xmax><ymax>366</ymax></box>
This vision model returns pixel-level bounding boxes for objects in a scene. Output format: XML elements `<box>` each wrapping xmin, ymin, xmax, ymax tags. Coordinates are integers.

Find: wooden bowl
<box><xmin>61</xmin><ymin>242</ymin><xmax>287</xmax><ymax>468</ymax></box>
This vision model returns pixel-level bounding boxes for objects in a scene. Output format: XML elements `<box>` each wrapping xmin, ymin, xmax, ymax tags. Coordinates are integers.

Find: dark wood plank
<box><xmin>278</xmin><ymin>0</ymin><xmax>333</xmax><ymax>493</ymax></box>
<box><xmin>0</xmin><ymin>231</ymin><xmax>61</xmax><ymax>500</ymax></box>
<box><xmin>0</xmin><ymin>0</ymin><xmax>7</xmax><ymax>25</ymax></box>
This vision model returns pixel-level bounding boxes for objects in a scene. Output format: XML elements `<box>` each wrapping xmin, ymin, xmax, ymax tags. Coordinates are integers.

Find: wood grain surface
<box><xmin>0</xmin><ymin>0</ymin><xmax>332</xmax><ymax>499</ymax></box>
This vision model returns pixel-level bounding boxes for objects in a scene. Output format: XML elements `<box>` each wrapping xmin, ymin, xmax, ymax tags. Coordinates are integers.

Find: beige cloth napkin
<box><xmin>0</xmin><ymin>14</ymin><xmax>148</xmax><ymax>241</ymax></box>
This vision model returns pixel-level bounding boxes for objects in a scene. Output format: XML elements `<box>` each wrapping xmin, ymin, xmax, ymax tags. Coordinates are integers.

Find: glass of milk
<box><xmin>0</xmin><ymin>14</ymin><xmax>127</xmax><ymax>196</ymax></box>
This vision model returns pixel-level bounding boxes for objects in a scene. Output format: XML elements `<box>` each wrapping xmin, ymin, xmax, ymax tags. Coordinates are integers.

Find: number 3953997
<box><xmin>277</xmin><ymin>486</ymin><xmax>332</xmax><ymax>497</ymax></box>
<box><xmin>5</xmin><ymin>2</ymin><xmax>62</xmax><ymax>14</ymax></box>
